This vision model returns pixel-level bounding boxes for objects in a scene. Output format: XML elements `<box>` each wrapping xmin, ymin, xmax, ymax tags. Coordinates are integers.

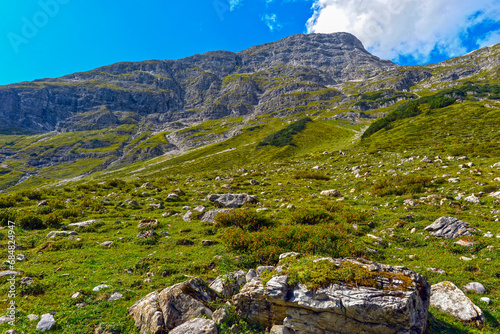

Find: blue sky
<box><xmin>1</xmin><ymin>0</ymin><xmax>499</xmax><ymax>85</ymax></box>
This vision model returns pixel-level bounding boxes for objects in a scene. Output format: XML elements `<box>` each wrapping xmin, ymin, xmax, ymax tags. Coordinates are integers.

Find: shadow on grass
<box><xmin>427</xmin><ymin>313</ymin><xmax>471</xmax><ymax>334</ymax></box>
<box><xmin>483</xmin><ymin>310</ymin><xmax>500</xmax><ymax>328</ymax></box>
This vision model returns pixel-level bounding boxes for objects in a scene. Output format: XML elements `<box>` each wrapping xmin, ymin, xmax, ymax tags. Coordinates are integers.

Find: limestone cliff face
<box><xmin>0</xmin><ymin>33</ymin><xmax>396</xmax><ymax>132</ymax></box>
<box><xmin>0</xmin><ymin>33</ymin><xmax>497</xmax><ymax>133</ymax></box>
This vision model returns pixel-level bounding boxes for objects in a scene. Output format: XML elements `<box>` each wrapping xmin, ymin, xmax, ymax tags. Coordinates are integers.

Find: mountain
<box><xmin>2</xmin><ymin>33</ymin><xmax>500</xmax><ymax>334</ymax></box>
<box><xmin>0</xmin><ymin>33</ymin><xmax>498</xmax><ymax>190</ymax></box>
<box><xmin>0</xmin><ymin>33</ymin><xmax>395</xmax><ymax>133</ymax></box>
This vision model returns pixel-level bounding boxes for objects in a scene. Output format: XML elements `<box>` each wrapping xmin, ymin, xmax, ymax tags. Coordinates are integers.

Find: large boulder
<box><xmin>207</xmin><ymin>193</ymin><xmax>257</xmax><ymax>208</ymax></box>
<box><xmin>129</xmin><ymin>291</ymin><xmax>164</xmax><ymax>334</ymax></box>
<box><xmin>129</xmin><ymin>278</ymin><xmax>216</xmax><ymax>334</ymax></box>
<box><xmin>424</xmin><ymin>216</ymin><xmax>472</xmax><ymax>239</ymax></box>
<box><xmin>158</xmin><ymin>278</ymin><xmax>216</xmax><ymax>330</ymax></box>
<box><xmin>169</xmin><ymin>318</ymin><xmax>218</xmax><ymax>334</ymax></box>
<box><xmin>232</xmin><ymin>258</ymin><xmax>430</xmax><ymax>334</ymax></box>
<box><xmin>430</xmin><ymin>281</ymin><xmax>484</xmax><ymax>325</ymax></box>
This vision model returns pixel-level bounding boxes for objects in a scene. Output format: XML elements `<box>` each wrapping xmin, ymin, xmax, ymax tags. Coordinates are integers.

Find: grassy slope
<box><xmin>0</xmin><ymin>100</ymin><xmax>499</xmax><ymax>333</ymax></box>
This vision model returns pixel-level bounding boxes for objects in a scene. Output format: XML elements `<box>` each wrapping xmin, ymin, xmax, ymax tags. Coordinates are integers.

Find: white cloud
<box><xmin>230</xmin><ymin>0</ymin><xmax>244</xmax><ymax>11</ymax></box>
<box><xmin>306</xmin><ymin>0</ymin><xmax>500</xmax><ymax>63</ymax></box>
<box><xmin>262</xmin><ymin>13</ymin><xmax>283</xmax><ymax>32</ymax></box>
<box><xmin>478</xmin><ymin>29</ymin><xmax>500</xmax><ymax>48</ymax></box>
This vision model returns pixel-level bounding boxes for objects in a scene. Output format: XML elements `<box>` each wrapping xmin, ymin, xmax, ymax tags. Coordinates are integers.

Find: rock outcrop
<box><xmin>130</xmin><ymin>256</ymin><xmax>431</xmax><ymax>334</ymax></box>
<box><xmin>232</xmin><ymin>258</ymin><xmax>430</xmax><ymax>334</ymax></box>
<box><xmin>424</xmin><ymin>216</ymin><xmax>473</xmax><ymax>239</ymax></box>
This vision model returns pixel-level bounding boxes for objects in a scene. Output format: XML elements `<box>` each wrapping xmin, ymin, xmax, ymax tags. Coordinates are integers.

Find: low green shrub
<box><xmin>215</xmin><ymin>210</ymin><xmax>273</xmax><ymax>232</ymax></box>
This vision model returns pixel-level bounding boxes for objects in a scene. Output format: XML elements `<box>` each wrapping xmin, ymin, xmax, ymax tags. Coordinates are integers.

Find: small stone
<box><xmin>427</xmin><ymin>267</ymin><xmax>446</xmax><ymax>274</ymax></box>
<box><xmin>108</xmin><ymin>292</ymin><xmax>124</xmax><ymax>301</ymax></box>
<box><xmin>28</xmin><ymin>314</ymin><xmax>39</xmax><ymax>321</ymax></box>
<box><xmin>480</xmin><ymin>297</ymin><xmax>491</xmax><ymax>304</ymax></box>
<box><xmin>36</xmin><ymin>313</ymin><xmax>56</xmax><ymax>332</ymax></box>
<box><xmin>320</xmin><ymin>189</ymin><xmax>341</xmax><ymax>197</ymax></box>
<box><xmin>463</xmin><ymin>282</ymin><xmax>486</xmax><ymax>294</ymax></box>
<box><xmin>92</xmin><ymin>284</ymin><xmax>110</xmax><ymax>292</ymax></box>
<box><xmin>101</xmin><ymin>241</ymin><xmax>113</xmax><ymax>247</ymax></box>
<box><xmin>455</xmin><ymin>239</ymin><xmax>474</xmax><ymax>247</ymax></box>
<box><xmin>71</xmin><ymin>292</ymin><xmax>81</xmax><ymax>299</ymax></box>
<box><xmin>201</xmin><ymin>240</ymin><xmax>219</xmax><ymax>246</ymax></box>
<box><xmin>16</xmin><ymin>254</ymin><xmax>26</xmax><ymax>262</ymax></box>
<box><xmin>460</xmin><ymin>256</ymin><xmax>473</xmax><ymax>261</ymax></box>
<box><xmin>37</xmin><ymin>200</ymin><xmax>48</xmax><ymax>207</ymax></box>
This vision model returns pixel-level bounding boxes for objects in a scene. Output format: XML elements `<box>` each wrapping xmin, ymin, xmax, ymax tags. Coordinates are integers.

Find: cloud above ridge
<box><xmin>306</xmin><ymin>0</ymin><xmax>500</xmax><ymax>63</ymax></box>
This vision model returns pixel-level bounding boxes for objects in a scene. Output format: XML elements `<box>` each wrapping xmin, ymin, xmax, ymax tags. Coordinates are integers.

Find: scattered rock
<box><xmin>36</xmin><ymin>313</ymin><xmax>56</xmax><ymax>332</ymax></box>
<box><xmin>489</xmin><ymin>191</ymin><xmax>500</xmax><ymax>199</ymax></box>
<box><xmin>421</xmin><ymin>157</ymin><xmax>432</xmax><ymax>163</ymax></box>
<box><xmin>207</xmin><ymin>193</ymin><xmax>257</xmax><ymax>208</ymax></box>
<box><xmin>101</xmin><ymin>241</ymin><xmax>113</xmax><ymax>247</ymax></box>
<box><xmin>108</xmin><ymin>292</ymin><xmax>124</xmax><ymax>301</ymax></box>
<box><xmin>447</xmin><ymin>178</ymin><xmax>460</xmax><ymax>183</ymax></box>
<box><xmin>199</xmin><ymin>209</ymin><xmax>232</xmax><ymax>223</ymax></box>
<box><xmin>0</xmin><ymin>271</ymin><xmax>20</xmax><ymax>278</ymax></box>
<box><xmin>28</xmin><ymin>314</ymin><xmax>39</xmax><ymax>321</ymax></box>
<box><xmin>169</xmin><ymin>318</ymin><xmax>218</xmax><ymax>334</ymax></box>
<box><xmin>92</xmin><ymin>284</ymin><xmax>110</xmax><ymax>292</ymax></box>
<box><xmin>16</xmin><ymin>254</ymin><xmax>26</xmax><ymax>262</ymax></box>
<box><xmin>37</xmin><ymin>200</ymin><xmax>48</xmax><ymax>207</ymax></box>
<box><xmin>463</xmin><ymin>194</ymin><xmax>481</xmax><ymax>203</ymax></box>
<box><xmin>137</xmin><ymin>230</ymin><xmax>157</xmax><ymax>239</ymax></box>
<box><xmin>427</xmin><ymin>267</ymin><xmax>446</xmax><ymax>274</ymax></box>
<box><xmin>454</xmin><ymin>239</ymin><xmax>474</xmax><ymax>247</ymax></box>
<box><xmin>430</xmin><ymin>281</ymin><xmax>484</xmax><ymax>325</ymax></box>
<box><xmin>68</xmin><ymin>220</ymin><xmax>97</xmax><ymax>228</ymax></box>
<box><xmin>320</xmin><ymin>189</ymin><xmax>341</xmax><ymax>197</ymax></box>
<box><xmin>480</xmin><ymin>297</ymin><xmax>491</xmax><ymax>304</ymax></box>
<box><xmin>137</xmin><ymin>219</ymin><xmax>158</xmax><ymax>228</ymax></box>
<box><xmin>0</xmin><ymin>316</ymin><xmax>10</xmax><ymax>324</ymax></box>
<box><xmin>201</xmin><ymin>240</ymin><xmax>219</xmax><ymax>246</ymax></box>
<box><xmin>404</xmin><ymin>199</ymin><xmax>417</xmax><ymax>207</ymax></box>
<box><xmin>424</xmin><ymin>216</ymin><xmax>472</xmax><ymax>239</ymax></box>
<box><xmin>46</xmin><ymin>231</ymin><xmax>77</xmax><ymax>238</ymax></box>
<box><xmin>71</xmin><ymin>292</ymin><xmax>81</xmax><ymax>299</ymax></box>
<box><xmin>463</xmin><ymin>282</ymin><xmax>486</xmax><ymax>294</ymax></box>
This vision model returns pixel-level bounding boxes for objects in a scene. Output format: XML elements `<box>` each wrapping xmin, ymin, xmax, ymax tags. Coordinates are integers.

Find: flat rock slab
<box><xmin>207</xmin><ymin>193</ymin><xmax>256</xmax><ymax>208</ymax></box>
<box><xmin>424</xmin><ymin>216</ymin><xmax>472</xmax><ymax>239</ymax></box>
<box><xmin>0</xmin><ymin>271</ymin><xmax>20</xmax><ymax>278</ymax></box>
<box><xmin>431</xmin><ymin>281</ymin><xmax>484</xmax><ymax>325</ymax></box>
<box><xmin>46</xmin><ymin>231</ymin><xmax>77</xmax><ymax>238</ymax></box>
<box><xmin>68</xmin><ymin>220</ymin><xmax>97</xmax><ymax>228</ymax></box>
<box><xmin>169</xmin><ymin>318</ymin><xmax>218</xmax><ymax>334</ymax></box>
